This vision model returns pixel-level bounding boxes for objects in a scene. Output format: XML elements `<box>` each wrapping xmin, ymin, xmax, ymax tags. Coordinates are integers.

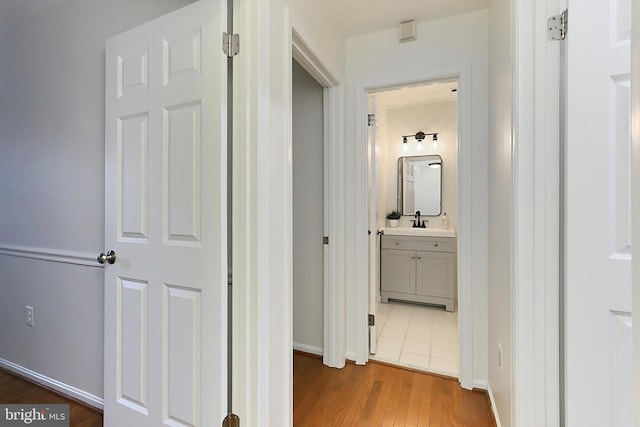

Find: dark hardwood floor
<box><xmin>0</xmin><ymin>369</ymin><xmax>103</xmax><ymax>427</ymax></box>
<box><xmin>294</xmin><ymin>352</ymin><xmax>497</xmax><ymax>426</ymax></box>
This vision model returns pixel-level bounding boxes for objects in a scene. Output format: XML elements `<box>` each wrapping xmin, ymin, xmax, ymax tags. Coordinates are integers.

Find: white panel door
<box><xmin>367</xmin><ymin>96</ymin><xmax>378</xmax><ymax>355</ymax></box>
<box><xmin>104</xmin><ymin>2</ymin><xmax>227</xmax><ymax>426</ymax></box>
<box><xmin>565</xmin><ymin>0</ymin><xmax>632</xmax><ymax>425</ymax></box>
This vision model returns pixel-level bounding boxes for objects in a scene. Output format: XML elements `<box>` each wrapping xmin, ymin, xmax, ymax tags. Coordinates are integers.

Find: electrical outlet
<box><xmin>497</xmin><ymin>343</ymin><xmax>504</xmax><ymax>375</ymax></box>
<box><xmin>25</xmin><ymin>306</ymin><xmax>34</xmax><ymax>327</ymax></box>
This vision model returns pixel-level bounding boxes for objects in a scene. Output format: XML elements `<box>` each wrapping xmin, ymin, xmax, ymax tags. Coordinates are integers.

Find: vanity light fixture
<box><xmin>401</xmin><ymin>131</ymin><xmax>439</xmax><ymax>152</ymax></box>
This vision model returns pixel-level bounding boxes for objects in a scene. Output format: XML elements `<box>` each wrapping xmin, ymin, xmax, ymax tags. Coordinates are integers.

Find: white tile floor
<box><xmin>371</xmin><ymin>301</ymin><xmax>459</xmax><ymax>377</ymax></box>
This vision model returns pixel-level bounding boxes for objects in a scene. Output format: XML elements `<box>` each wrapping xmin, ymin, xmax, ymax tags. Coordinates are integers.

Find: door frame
<box><xmin>231</xmin><ymin>4</ymin><xmax>345</xmax><ymax>424</ymax></box>
<box><xmin>511</xmin><ymin>0</ymin><xmax>561</xmax><ymax>424</ymax></box>
<box><xmin>291</xmin><ymin>28</ymin><xmax>345</xmax><ymax>368</ymax></box>
<box><xmin>633</xmin><ymin>0</ymin><xmax>640</xmax><ymax>424</ymax></box>
<box><xmin>354</xmin><ymin>66</ymin><xmax>474</xmax><ymax>388</ymax></box>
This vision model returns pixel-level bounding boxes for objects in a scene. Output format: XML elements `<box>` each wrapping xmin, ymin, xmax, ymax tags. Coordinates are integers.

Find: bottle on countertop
<box><xmin>441</xmin><ymin>212</ymin><xmax>448</xmax><ymax>229</ymax></box>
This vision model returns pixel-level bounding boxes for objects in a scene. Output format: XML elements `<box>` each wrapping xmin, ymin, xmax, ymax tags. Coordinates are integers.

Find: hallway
<box><xmin>293</xmin><ymin>352</ymin><xmax>495</xmax><ymax>426</ymax></box>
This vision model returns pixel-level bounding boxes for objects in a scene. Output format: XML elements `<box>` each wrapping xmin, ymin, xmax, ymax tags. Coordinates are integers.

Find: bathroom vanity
<box><xmin>380</xmin><ymin>228</ymin><xmax>456</xmax><ymax>312</ymax></box>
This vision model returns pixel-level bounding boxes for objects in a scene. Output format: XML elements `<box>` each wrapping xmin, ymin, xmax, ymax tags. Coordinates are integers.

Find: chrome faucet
<box><xmin>413</xmin><ymin>210</ymin><xmax>426</xmax><ymax>228</ymax></box>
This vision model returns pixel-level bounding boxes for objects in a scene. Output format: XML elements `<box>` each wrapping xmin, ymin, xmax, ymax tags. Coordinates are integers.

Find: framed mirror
<box><xmin>397</xmin><ymin>155</ymin><xmax>442</xmax><ymax>216</ymax></box>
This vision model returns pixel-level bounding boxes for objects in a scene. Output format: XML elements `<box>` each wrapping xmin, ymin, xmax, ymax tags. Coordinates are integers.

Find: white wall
<box><xmin>0</xmin><ymin>0</ymin><xmax>195</xmax><ymax>403</ymax></box>
<box><xmin>289</xmin><ymin>0</ymin><xmax>345</xmax><ymax>81</ymax></box>
<box><xmin>487</xmin><ymin>0</ymin><xmax>512</xmax><ymax>424</ymax></box>
<box><xmin>377</xmin><ymin>101</ymin><xmax>458</xmax><ymax>231</ymax></box>
<box><xmin>292</xmin><ymin>60</ymin><xmax>324</xmax><ymax>353</ymax></box>
<box><xmin>344</xmin><ymin>10</ymin><xmax>489</xmax><ymax>383</ymax></box>
<box><xmin>231</xmin><ymin>0</ymin><xmax>346</xmax><ymax>422</ymax></box>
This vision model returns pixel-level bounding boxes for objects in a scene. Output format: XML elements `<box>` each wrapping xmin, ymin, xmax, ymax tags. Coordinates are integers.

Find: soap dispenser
<box><xmin>441</xmin><ymin>212</ymin><xmax>449</xmax><ymax>229</ymax></box>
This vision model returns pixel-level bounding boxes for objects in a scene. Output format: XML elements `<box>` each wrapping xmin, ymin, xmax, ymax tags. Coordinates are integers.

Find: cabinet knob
<box><xmin>411</xmin><ymin>255</ymin><xmax>416</xmax><ymax>259</ymax></box>
<box><xmin>417</xmin><ymin>256</ymin><xmax>421</xmax><ymax>259</ymax></box>
<box><xmin>433</xmin><ymin>242</ymin><xmax>438</xmax><ymax>247</ymax></box>
<box><xmin>395</xmin><ymin>240</ymin><xmax>400</xmax><ymax>245</ymax></box>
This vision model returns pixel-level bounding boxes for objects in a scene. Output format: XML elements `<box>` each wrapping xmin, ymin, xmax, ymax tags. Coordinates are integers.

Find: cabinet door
<box><xmin>415</xmin><ymin>251</ymin><xmax>454</xmax><ymax>299</ymax></box>
<box><xmin>381</xmin><ymin>249</ymin><xmax>416</xmax><ymax>295</ymax></box>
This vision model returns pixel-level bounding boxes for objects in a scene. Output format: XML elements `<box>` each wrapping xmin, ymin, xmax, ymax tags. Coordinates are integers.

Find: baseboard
<box><xmin>486</xmin><ymin>383</ymin><xmax>502</xmax><ymax>427</ymax></box>
<box><xmin>0</xmin><ymin>358</ymin><xmax>103</xmax><ymax>409</ymax></box>
<box><xmin>292</xmin><ymin>342</ymin><xmax>322</xmax><ymax>356</ymax></box>
<box><xmin>473</xmin><ymin>379</ymin><xmax>489</xmax><ymax>390</ymax></box>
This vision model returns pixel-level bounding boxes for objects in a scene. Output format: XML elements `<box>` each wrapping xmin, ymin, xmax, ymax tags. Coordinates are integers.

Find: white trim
<box><xmin>0</xmin><ymin>358</ymin><xmax>103</xmax><ymax>409</ymax></box>
<box><xmin>291</xmin><ymin>20</ymin><xmax>345</xmax><ymax>370</ymax></box>
<box><xmin>473</xmin><ymin>379</ymin><xmax>489</xmax><ymax>390</ymax></box>
<box><xmin>632</xmin><ymin>0</ymin><xmax>640</xmax><ymax>424</ymax></box>
<box><xmin>231</xmin><ymin>0</ymin><xmax>275</xmax><ymax>425</ymax></box>
<box><xmin>511</xmin><ymin>0</ymin><xmax>560</xmax><ymax>425</ymax></box>
<box><xmin>353</xmin><ymin>66</ymin><xmax>474</xmax><ymax>389</ymax></box>
<box><xmin>322</xmin><ymin>84</ymin><xmax>346</xmax><ymax>368</ymax></box>
<box><xmin>487</xmin><ymin>383</ymin><xmax>503</xmax><ymax>427</ymax></box>
<box><xmin>0</xmin><ymin>244</ymin><xmax>101</xmax><ymax>268</ymax></box>
<box><xmin>293</xmin><ymin>343</ymin><xmax>323</xmax><ymax>356</ymax></box>
<box><xmin>292</xmin><ymin>29</ymin><xmax>338</xmax><ymax>87</ymax></box>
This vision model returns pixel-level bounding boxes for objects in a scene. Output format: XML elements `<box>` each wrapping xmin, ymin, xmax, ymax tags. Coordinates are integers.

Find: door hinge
<box><xmin>368</xmin><ymin>314</ymin><xmax>375</xmax><ymax>326</ymax></box>
<box><xmin>367</xmin><ymin>114</ymin><xmax>376</xmax><ymax>127</ymax></box>
<box><xmin>547</xmin><ymin>9</ymin><xmax>567</xmax><ymax>41</ymax></box>
<box><xmin>223</xmin><ymin>32</ymin><xmax>240</xmax><ymax>58</ymax></box>
<box><xmin>222</xmin><ymin>413</ymin><xmax>240</xmax><ymax>427</ymax></box>
<box><xmin>323</xmin><ymin>236</ymin><xmax>329</xmax><ymax>245</ymax></box>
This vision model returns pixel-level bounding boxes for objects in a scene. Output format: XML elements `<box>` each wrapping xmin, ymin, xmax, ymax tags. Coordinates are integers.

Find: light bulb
<box><xmin>431</xmin><ymin>134</ymin><xmax>439</xmax><ymax>151</ymax></box>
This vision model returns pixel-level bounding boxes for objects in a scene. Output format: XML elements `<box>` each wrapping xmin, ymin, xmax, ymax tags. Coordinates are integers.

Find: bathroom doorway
<box><xmin>367</xmin><ymin>79</ymin><xmax>460</xmax><ymax>377</ymax></box>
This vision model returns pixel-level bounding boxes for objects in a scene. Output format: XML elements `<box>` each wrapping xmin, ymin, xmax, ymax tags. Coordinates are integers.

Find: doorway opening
<box><xmin>292</xmin><ymin>58</ymin><xmax>325</xmax><ymax>356</ymax></box>
<box><xmin>367</xmin><ymin>79</ymin><xmax>460</xmax><ymax>378</ymax></box>
<box><xmin>289</xmin><ymin>28</ymin><xmax>343</xmax><ymax>368</ymax></box>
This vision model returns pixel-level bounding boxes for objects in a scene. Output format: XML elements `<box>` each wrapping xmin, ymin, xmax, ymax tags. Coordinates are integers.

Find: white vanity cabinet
<box><xmin>380</xmin><ymin>233</ymin><xmax>455</xmax><ymax>312</ymax></box>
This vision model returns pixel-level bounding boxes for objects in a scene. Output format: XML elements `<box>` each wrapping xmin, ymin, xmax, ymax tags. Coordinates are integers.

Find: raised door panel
<box><xmin>381</xmin><ymin>249</ymin><xmax>416</xmax><ymax>295</ymax></box>
<box><xmin>104</xmin><ymin>2</ymin><xmax>226</xmax><ymax>426</ymax></box>
<box><xmin>415</xmin><ymin>251</ymin><xmax>454</xmax><ymax>299</ymax></box>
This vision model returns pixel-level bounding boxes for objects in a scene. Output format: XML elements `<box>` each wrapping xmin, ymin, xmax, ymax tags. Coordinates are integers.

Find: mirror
<box><xmin>397</xmin><ymin>155</ymin><xmax>442</xmax><ymax>216</ymax></box>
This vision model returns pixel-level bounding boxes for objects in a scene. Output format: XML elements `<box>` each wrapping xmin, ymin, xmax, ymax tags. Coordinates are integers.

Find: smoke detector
<box><xmin>398</xmin><ymin>20</ymin><xmax>417</xmax><ymax>43</ymax></box>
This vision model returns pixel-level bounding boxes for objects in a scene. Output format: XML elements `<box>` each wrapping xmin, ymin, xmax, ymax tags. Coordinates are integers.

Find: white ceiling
<box><xmin>2</xmin><ymin>1</ymin><xmax>489</xmax><ymax>40</ymax></box>
<box><xmin>319</xmin><ymin>0</ymin><xmax>489</xmax><ymax>38</ymax></box>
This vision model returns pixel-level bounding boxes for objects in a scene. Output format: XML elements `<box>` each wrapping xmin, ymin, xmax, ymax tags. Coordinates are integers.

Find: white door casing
<box><xmin>356</xmin><ymin>68</ymin><xmax>473</xmax><ymax>388</ymax></box>
<box><xmin>104</xmin><ymin>2</ymin><xmax>227</xmax><ymax>426</ymax></box>
<box><xmin>632</xmin><ymin>0</ymin><xmax>640</xmax><ymax>424</ymax></box>
<box><xmin>564</xmin><ymin>0</ymin><xmax>632</xmax><ymax>425</ymax></box>
<box><xmin>367</xmin><ymin>96</ymin><xmax>378</xmax><ymax>355</ymax></box>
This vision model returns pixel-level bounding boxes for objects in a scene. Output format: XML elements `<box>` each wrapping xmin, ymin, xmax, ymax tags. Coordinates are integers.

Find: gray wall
<box><xmin>0</xmin><ymin>0</ymin><xmax>195</xmax><ymax>402</ymax></box>
<box><xmin>292</xmin><ymin>60</ymin><xmax>324</xmax><ymax>353</ymax></box>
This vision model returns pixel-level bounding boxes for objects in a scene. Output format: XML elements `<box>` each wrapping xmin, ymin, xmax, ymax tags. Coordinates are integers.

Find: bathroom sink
<box><xmin>383</xmin><ymin>227</ymin><xmax>456</xmax><ymax>238</ymax></box>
